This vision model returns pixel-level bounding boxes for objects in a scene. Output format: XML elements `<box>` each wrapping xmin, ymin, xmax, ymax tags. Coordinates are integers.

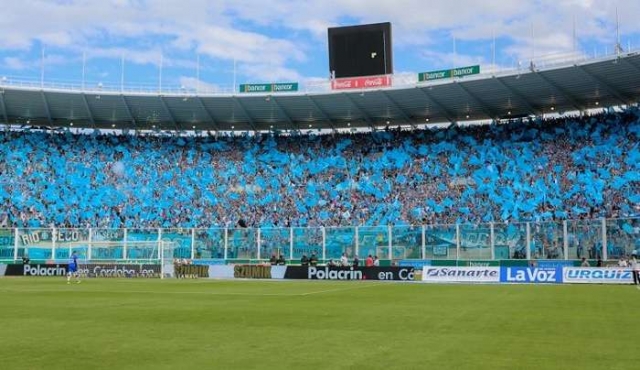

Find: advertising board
<box><xmin>563</xmin><ymin>268</ymin><xmax>633</xmax><ymax>284</ymax></box>
<box><xmin>284</xmin><ymin>266</ymin><xmax>415</xmax><ymax>281</ymax></box>
<box><xmin>421</xmin><ymin>267</ymin><xmax>500</xmax><ymax>283</ymax></box>
<box><xmin>500</xmin><ymin>267</ymin><xmax>563</xmax><ymax>284</ymax></box>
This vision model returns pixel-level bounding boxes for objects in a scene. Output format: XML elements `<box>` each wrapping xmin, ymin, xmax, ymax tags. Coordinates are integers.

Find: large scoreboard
<box><xmin>328</xmin><ymin>22</ymin><xmax>393</xmax><ymax>79</ymax></box>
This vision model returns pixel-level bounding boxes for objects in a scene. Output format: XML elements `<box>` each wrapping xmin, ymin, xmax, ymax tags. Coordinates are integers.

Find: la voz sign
<box><xmin>500</xmin><ymin>267</ymin><xmax>562</xmax><ymax>284</ymax></box>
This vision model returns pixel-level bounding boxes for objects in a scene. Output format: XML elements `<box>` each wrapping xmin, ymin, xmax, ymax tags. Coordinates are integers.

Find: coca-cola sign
<box><xmin>331</xmin><ymin>75</ymin><xmax>392</xmax><ymax>90</ymax></box>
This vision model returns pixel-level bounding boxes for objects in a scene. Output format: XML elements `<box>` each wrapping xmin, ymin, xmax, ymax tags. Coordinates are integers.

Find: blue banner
<box><xmin>398</xmin><ymin>260</ymin><xmax>431</xmax><ymax>268</ymax></box>
<box><xmin>500</xmin><ymin>267</ymin><xmax>563</xmax><ymax>284</ymax></box>
<box><xmin>192</xmin><ymin>259</ymin><xmax>226</xmax><ymax>266</ymax></box>
<box><xmin>535</xmin><ymin>260</ymin><xmax>575</xmax><ymax>269</ymax></box>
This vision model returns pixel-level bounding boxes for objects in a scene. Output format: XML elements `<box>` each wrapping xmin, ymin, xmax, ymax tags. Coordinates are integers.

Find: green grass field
<box><xmin>0</xmin><ymin>278</ymin><xmax>638</xmax><ymax>370</ymax></box>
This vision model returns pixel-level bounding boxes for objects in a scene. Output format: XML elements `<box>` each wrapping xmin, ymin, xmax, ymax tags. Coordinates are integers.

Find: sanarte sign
<box><xmin>331</xmin><ymin>75</ymin><xmax>392</xmax><ymax>90</ymax></box>
<box><xmin>239</xmin><ymin>83</ymin><xmax>299</xmax><ymax>93</ymax></box>
<box><xmin>421</xmin><ymin>267</ymin><xmax>500</xmax><ymax>283</ymax></box>
<box><xmin>418</xmin><ymin>65</ymin><xmax>480</xmax><ymax>82</ymax></box>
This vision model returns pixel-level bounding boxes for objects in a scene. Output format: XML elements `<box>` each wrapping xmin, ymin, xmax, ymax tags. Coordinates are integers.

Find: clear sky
<box><xmin>0</xmin><ymin>0</ymin><xmax>638</xmax><ymax>92</ymax></box>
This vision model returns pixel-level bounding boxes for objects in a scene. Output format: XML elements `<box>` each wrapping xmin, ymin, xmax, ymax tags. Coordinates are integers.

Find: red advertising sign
<box><xmin>331</xmin><ymin>75</ymin><xmax>392</xmax><ymax>90</ymax></box>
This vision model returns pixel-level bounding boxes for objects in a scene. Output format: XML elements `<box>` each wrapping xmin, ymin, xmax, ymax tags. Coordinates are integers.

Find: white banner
<box><xmin>206</xmin><ymin>265</ymin><xmax>286</xmax><ymax>279</ymax></box>
<box><xmin>563</xmin><ymin>268</ymin><xmax>633</xmax><ymax>284</ymax></box>
<box><xmin>0</xmin><ymin>264</ymin><xmax>6</xmax><ymax>277</ymax></box>
<box><xmin>270</xmin><ymin>266</ymin><xmax>287</xmax><ymax>279</ymax></box>
<box><xmin>422</xmin><ymin>267</ymin><xmax>500</xmax><ymax>283</ymax></box>
<box><xmin>208</xmin><ymin>265</ymin><xmax>235</xmax><ymax>279</ymax></box>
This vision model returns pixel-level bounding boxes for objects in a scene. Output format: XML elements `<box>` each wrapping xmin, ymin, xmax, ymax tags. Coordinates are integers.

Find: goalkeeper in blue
<box><xmin>67</xmin><ymin>251</ymin><xmax>81</xmax><ymax>284</ymax></box>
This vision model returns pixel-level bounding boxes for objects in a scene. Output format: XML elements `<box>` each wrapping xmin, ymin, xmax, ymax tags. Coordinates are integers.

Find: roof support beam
<box><xmin>233</xmin><ymin>97</ymin><xmax>258</xmax><ymax>131</ymax></box>
<box><xmin>306</xmin><ymin>95</ymin><xmax>336</xmax><ymax>131</ymax></box>
<box><xmin>195</xmin><ymin>96</ymin><xmax>220</xmax><ymax>132</ymax></box>
<box><xmin>380</xmin><ymin>90</ymin><xmax>415</xmax><ymax>128</ymax></box>
<box><xmin>0</xmin><ymin>91</ymin><xmax>8</xmax><ymax>125</ymax></box>
<box><xmin>454</xmin><ymin>81</ymin><xmax>498</xmax><ymax>120</ymax></box>
<box><xmin>120</xmin><ymin>95</ymin><xmax>137</xmax><ymax>129</ymax></box>
<box><xmin>618</xmin><ymin>58</ymin><xmax>640</xmax><ymax>104</ymax></box>
<box><xmin>416</xmin><ymin>87</ymin><xmax>457</xmax><ymax>124</ymax></box>
<box><xmin>535</xmin><ymin>71</ymin><xmax>585</xmax><ymax>112</ymax></box>
<box><xmin>159</xmin><ymin>96</ymin><xmax>179</xmax><ymax>131</ymax></box>
<box><xmin>271</xmin><ymin>96</ymin><xmax>300</xmax><ymax>132</ymax></box>
<box><xmin>80</xmin><ymin>93</ymin><xmax>95</xmax><ymax>128</ymax></box>
<box><xmin>574</xmin><ymin>65</ymin><xmax>633</xmax><ymax>106</ymax></box>
<box><xmin>619</xmin><ymin>57</ymin><xmax>640</xmax><ymax>75</ymax></box>
<box><xmin>493</xmin><ymin>77</ymin><xmax>542</xmax><ymax>116</ymax></box>
<box><xmin>40</xmin><ymin>91</ymin><xmax>53</xmax><ymax>125</ymax></box>
<box><xmin>343</xmin><ymin>93</ymin><xmax>375</xmax><ymax>130</ymax></box>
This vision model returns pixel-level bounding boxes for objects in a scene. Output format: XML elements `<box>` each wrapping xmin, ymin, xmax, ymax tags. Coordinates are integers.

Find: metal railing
<box><xmin>0</xmin><ymin>217</ymin><xmax>637</xmax><ymax>262</ymax></box>
<box><xmin>0</xmin><ymin>48</ymin><xmax>635</xmax><ymax>97</ymax></box>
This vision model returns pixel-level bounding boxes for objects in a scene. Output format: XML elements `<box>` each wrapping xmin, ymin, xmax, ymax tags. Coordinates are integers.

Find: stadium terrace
<box><xmin>0</xmin><ymin>108</ymin><xmax>638</xmax><ymax>230</ymax></box>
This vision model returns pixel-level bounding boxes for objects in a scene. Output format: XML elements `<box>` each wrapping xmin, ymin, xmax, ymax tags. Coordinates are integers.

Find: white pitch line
<box><xmin>0</xmin><ymin>288</ymin><xmax>302</xmax><ymax>297</ymax></box>
<box><xmin>300</xmin><ymin>283</ymin><xmax>382</xmax><ymax>296</ymax></box>
<box><xmin>0</xmin><ymin>283</ymin><xmax>384</xmax><ymax>297</ymax></box>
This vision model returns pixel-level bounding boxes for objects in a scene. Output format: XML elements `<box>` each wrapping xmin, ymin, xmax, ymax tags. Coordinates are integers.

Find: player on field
<box><xmin>67</xmin><ymin>251</ymin><xmax>81</xmax><ymax>284</ymax></box>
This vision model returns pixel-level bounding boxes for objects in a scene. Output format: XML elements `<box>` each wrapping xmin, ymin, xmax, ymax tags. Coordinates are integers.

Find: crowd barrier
<box><xmin>2</xmin><ymin>263</ymin><xmax>636</xmax><ymax>284</ymax></box>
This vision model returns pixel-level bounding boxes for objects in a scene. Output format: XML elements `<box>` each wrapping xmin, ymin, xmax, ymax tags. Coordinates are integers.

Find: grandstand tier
<box><xmin>0</xmin><ymin>108</ymin><xmax>638</xmax><ymax>230</ymax></box>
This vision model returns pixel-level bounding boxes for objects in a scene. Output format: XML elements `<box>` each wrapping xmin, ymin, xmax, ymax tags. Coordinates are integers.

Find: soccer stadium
<box><xmin>1</xmin><ymin>2</ymin><xmax>639</xmax><ymax>370</ymax></box>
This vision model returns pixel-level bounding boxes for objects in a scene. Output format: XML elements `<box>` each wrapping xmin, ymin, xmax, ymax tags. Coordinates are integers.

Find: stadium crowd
<box><xmin>0</xmin><ymin>107</ymin><xmax>639</xmax><ymax>229</ymax></box>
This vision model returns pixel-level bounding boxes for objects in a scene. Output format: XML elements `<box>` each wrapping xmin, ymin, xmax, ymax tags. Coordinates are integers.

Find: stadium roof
<box><xmin>1</xmin><ymin>52</ymin><xmax>639</xmax><ymax>132</ymax></box>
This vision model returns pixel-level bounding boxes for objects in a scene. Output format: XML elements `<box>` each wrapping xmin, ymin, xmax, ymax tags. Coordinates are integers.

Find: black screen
<box><xmin>328</xmin><ymin>22</ymin><xmax>393</xmax><ymax>79</ymax></box>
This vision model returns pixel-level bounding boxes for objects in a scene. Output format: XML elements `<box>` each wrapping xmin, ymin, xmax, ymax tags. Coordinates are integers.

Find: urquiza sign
<box><xmin>563</xmin><ymin>268</ymin><xmax>633</xmax><ymax>284</ymax></box>
<box><xmin>283</xmin><ymin>266</ymin><xmax>415</xmax><ymax>281</ymax></box>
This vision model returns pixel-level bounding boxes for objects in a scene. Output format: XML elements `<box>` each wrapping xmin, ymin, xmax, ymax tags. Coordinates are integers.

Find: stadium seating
<box><xmin>0</xmin><ymin>107</ymin><xmax>639</xmax><ymax>229</ymax></box>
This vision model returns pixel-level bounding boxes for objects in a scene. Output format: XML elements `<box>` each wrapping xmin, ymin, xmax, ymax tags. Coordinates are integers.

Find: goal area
<box><xmin>60</xmin><ymin>240</ymin><xmax>181</xmax><ymax>279</ymax></box>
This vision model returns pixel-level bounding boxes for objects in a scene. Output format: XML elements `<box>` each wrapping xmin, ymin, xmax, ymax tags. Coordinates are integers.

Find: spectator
<box><xmin>365</xmin><ymin>255</ymin><xmax>374</xmax><ymax>267</ymax></box>
<box><xmin>352</xmin><ymin>256</ymin><xmax>360</xmax><ymax>268</ymax></box>
<box><xmin>340</xmin><ymin>253</ymin><xmax>348</xmax><ymax>267</ymax></box>
<box><xmin>581</xmin><ymin>257</ymin><xmax>590</xmax><ymax>267</ymax></box>
<box><xmin>309</xmin><ymin>253</ymin><xmax>318</xmax><ymax>267</ymax></box>
<box><xmin>618</xmin><ymin>258</ymin><xmax>628</xmax><ymax>268</ymax></box>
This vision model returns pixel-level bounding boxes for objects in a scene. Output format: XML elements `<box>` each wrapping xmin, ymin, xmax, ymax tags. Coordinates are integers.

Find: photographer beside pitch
<box><xmin>631</xmin><ymin>255</ymin><xmax>639</xmax><ymax>286</ymax></box>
